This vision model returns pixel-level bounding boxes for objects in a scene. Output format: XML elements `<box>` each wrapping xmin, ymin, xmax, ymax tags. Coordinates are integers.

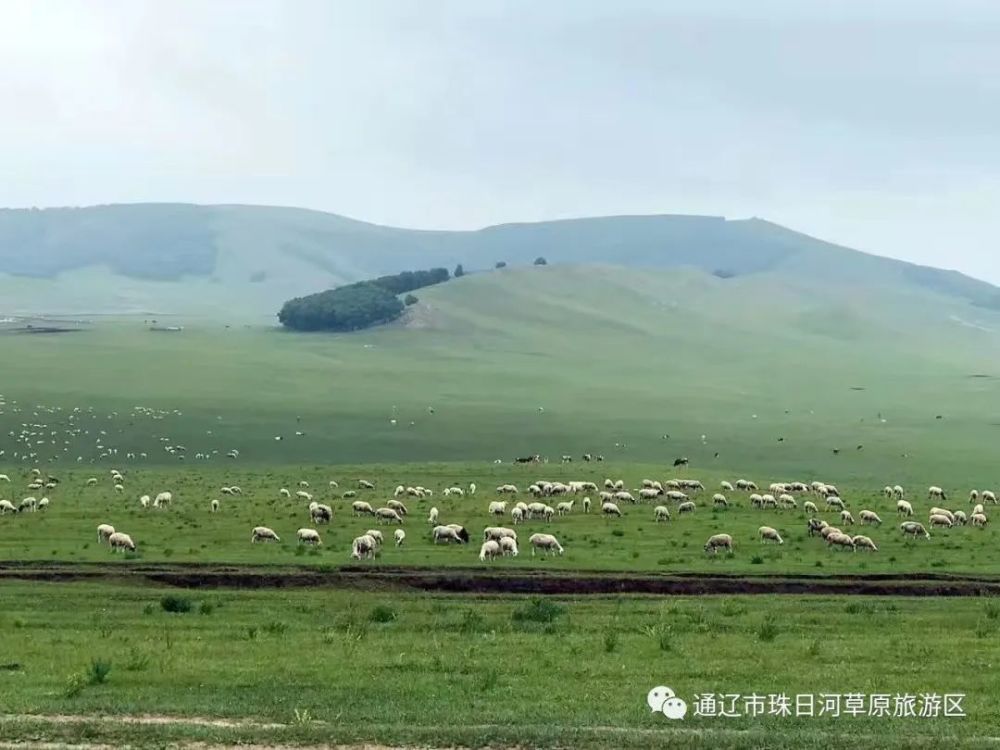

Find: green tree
<box><xmin>404</xmin><ymin>294</ymin><xmax>418</xmax><ymax>306</ymax></box>
<box><xmin>495</xmin><ymin>261</ymin><xmax>507</xmax><ymax>269</ymax></box>
<box><xmin>534</xmin><ymin>257</ymin><xmax>548</xmax><ymax>266</ymax></box>
<box><xmin>454</xmin><ymin>264</ymin><xmax>465</xmax><ymax>277</ymax></box>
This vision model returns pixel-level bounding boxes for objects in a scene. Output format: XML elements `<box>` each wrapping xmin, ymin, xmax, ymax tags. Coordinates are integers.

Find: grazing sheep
<box><xmin>750</xmin><ymin>493</ymin><xmax>764</xmax><ymax>508</ymax></box>
<box><xmin>469</xmin><ymin>483</ymin><xmax>477</xmax><ymax>495</ymax></box>
<box><xmin>556</xmin><ymin>500</ymin><xmax>574</xmax><ymax>515</ymax></box>
<box><xmin>511</xmin><ymin>507</ymin><xmax>525</xmax><ymax>524</ymax></box>
<box><xmin>712</xmin><ymin>493</ymin><xmax>729</xmax><ymax>508</ymax></box>
<box><xmin>853</xmin><ymin>535</ymin><xmax>878</xmax><ymax>552</ymax></box>
<box><xmin>892</xmin><ymin>485</ymin><xmax>905</xmax><ymax>500</ymax></box>
<box><xmin>928</xmin><ymin>486</ymin><xmax>946</xmax><ymax>501</ymax></box>
<box><xmin>108</xmin><ymin>532</ymin><xmax>136</xmax><ymax>552</ymax></box>
<box><xmin>154</xmin><ymin>491</ymin><xmax>172</xmax><ymax>508</ymax></box>
<box><xmin>342</xmin><ymin>490</ymin><xmax>358</xmax><ymax>499</ymax></box>
<box><xmin>970</xmin><ymin>490</ymin><xmax>980</xmax><ymax>503</ymax></box>
<box><xmin>825</xmin><ymin>496</ymin><xmax>845</xmax><ymax>511</ymax></box>
<box><xmin>758</xmin><ymin>526</ymin><xmax>783</xmax><ymax>544</ymax></box>
<box><xmin>807</xmin><ymin>518</ymin><xmax>829</xmax><ymax>537</ymax></box>
<box><xmin>352</xmin><ymin>501</ymin><xmax>375</xmax><ymax>516</ymax></box>
<box><xmin>677</xmin><ymin>501</ymin><xmax>696</xmax><ymax>514</ymax></box>
<box><xmin>387</xmin><ymin>499</ymin><xmax>408</xmax><ymax>516</ymax></box>
<box><xmin>484</xmin><ymin>527</ymin><xmax>517</xmax><ymax>542</ymax></box>
<box><xmin>972</xmin><ymin>503</ymin><xmax>985</xmax><ymax>516</ymax></box>
<box><xmin>896</xmin><ymin>500</ymin><xmax>914</xmax><ymax>517</ymax></box>
<box><xmin>479</xmin><ymin>540</ymin><xmax>501</xmax><ymax>562</ymax></box>
<box><xmin>665</xmin><ymin>490</ymin><xmax>687</xmax><ymax>503</ymax></box>
<box><xmin>972</xmin><ymin>512</ymin><xmax>990</xmax><ymax>528</ymax></box>
<box><xmin>18</xmin><ymin>497</ymin><xmax>36</xmax><ymax>513</ymax></box>
<box><xmin>859</xmin><ymin>510</ymin><xmax>882</xmax><ymax>526</ymax></box>
<box><xmin>375</xmin><ymin>507</ymin><xmax>404</xmax><ymax>525</ymax></box>
<box><xmin>840</xmin><ymin>510</ymin><xmax>855</xmax><ymax>526</ymax></box>
<box><xmin>704</xmin><ymin>533</ymin><xmax>734</xmax><ymax>555</ymax></box>
<box><xmin>983</xmin><ymin>490</ymin><xmax>998</xmax><ymax>505</ymax></box>
<box><xmin>0</xmin><ymin>500</ymin><xmax>16</xmax><ymax>515</ymax></box>
<box><xmin>900</xmin><ymin>521</ymin><xmax>930</xmax><ymax>539</ymax></box>
<box><xmin>139</xmin><ymin>495</ymin><xmax>150</xmax><ymax>509</ymax></box>
<box><xmin>488</xmin><ymin>501</ymin><xmax>507</xmax><ymax>516</ymax></box>
<box><xmin>954</xmin><ymin>510</ymin><xmax>968</xmax><ymax>526</ymax></box>
<box><xmin>499</xmin><ymin>536</ymin><xmax>518</xmax><ymax>556</ymax></box>
<box><xmin>614</xmin><ymin>480</ymin><xmax>625</xmax><ymax>491</ymax></box>
<box><xmin>529</xmin><ymin>533</ymin><xmax>564</xmax><ymax>556</ymax></box>
<box><xmin>582</xmin><ymin>496</ymin><xmax>591</xmax><ymax>513</ymax></box>
<box><xmin>365</xmin><ymin>530</ymin><xmax>385</xmax><ymax>546</ymax></box>
<box><xmin>85</xmin><ymin>477</ymin><xmax>97</xmax><ymax>486</ymax></box>
<box><xmin>826</xmin><ymin>532</ymin><xmax>856</xmax><ymax>550</ymax></box>
<box><xmin>614</xmin><ymin>491</ymin><xmax>636</xmax><ymax>504</ymax></box>
<box><xmin>778</xmin><ymin>494</ymin><xmax>797</xmax><ymax>509</ymax></box>
<box><xmin>720</xmin><ymin>481</ymin><xmax>735</xmax><ymax>492</ymax></box>
<box><xmin>394</xmin><ymin>529</ymin><xmax>405</xmax><ymax>546</ymax></box>
<box><xmin>654</xmin><ymin>505</ymin><xmax>671</xmax><ymax>522</ymax></box>
<box><xmin>97</xmin><ymin>524</ymin><xmax>116</xmax><ymax>543</ymax></box>
<box><xmin>496</xmin><ymin>484</ymin><xmax>518</xmax><ymax>495</ymax></box>
<box><xmin>639</xmin><ymin>488</ymin><xmax>661</xmax><ymax>501</ymax></box>
<box><xmin>432</xmin><ymin>525</ymin><xmax>464</xmax><ymax>544</ymax></box>
<box><xmin>114</xmin><ymin>484</ymin><xmax>124</xmax><ymax>493</ymax></box>
<box><xmin>358</xmin><ymin>480</ymin><xmax>375</xmax><ymax>490</ymax></box>
<box><xmin>297</xmin><ymin>528</ymin><xmax>322</xmax><ymax>545</ymax></box>
<box><xmin>601</xmin><ymin>502</ymin><xmax>622</xmax><ymax>518</ymax></box>
<box><xmin>296</xmin><ymin>490</ymin><xmax>313</xmax><ymax>502</ymax></box>
<box><xmin>279</xmin><ymin>488</ymin><xmax>291</xmax><ymax>498</ymax></box>
<box><xmin>882</xmin><ymin>486</ymin><xmax>894</xmax><ymax>498</ymax></box>
<box><xmin>211</xmin><ymin>499</ymin><xmax>220</xmax><ymax>513</ymax></box>
<box><xmin>251</xmin><ymin>526</ymin><xmax>280</xmax><ymax>543</ymax></box>
<box><xmin>310</xmin><ymin>503</ymin><xmax>333</xmax><ymax>524</ymax></box>
<box><xmin>298</xmin><ymin>481</ymin><xmax>310</xmax><ymax>488</ymax></box>
<box><xmin>393</xmin><ymin>485</ymin><xmax>405</xmax><ymax>497</ymax></box>
<box><xmin>819</xmin><ymin>525</ymin><xmax>843</xmax><ymax>540</ymax></box>
<box><xmin>428</xmin><ymin>506</ymin><xmax>439</xmax><ymax>525</ymax></box>
<box><xmin>929</xmin><ymin>513</ymin><xmax>955</xmax><ymax>529</ymax></box>
<box><xmin>221</xmin><ymin>486</ymin><xmax>233</xmax><ymax>495</ymax></box>
<box><xmin>803</xmin><ymin>501</ymin><xmax>819</xmax><ymax>515</ymax></box>
<box><xmin>351</xmin><ymin>534</ymin><xmax>378</xmax><ymax>560</ymax></box>
<box><xmin>761</xmin><ymin>494</ymin><xmax>778</xmax><ymax>509</ymax></box>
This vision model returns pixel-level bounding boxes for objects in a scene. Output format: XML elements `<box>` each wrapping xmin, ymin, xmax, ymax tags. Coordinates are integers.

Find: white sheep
<box><xmin>970</xmin><ymin>489</ymin><xmax>980</xmax><ymax>503</ymax></box>
<box><xmin>614</xmin><ymin>491</ymin><xmax>636</xmax><ymax>504</ymax></box>
<box><xmin>297</xmin><ymin>528</ymin><xmax>322</xmax><ymax>545</ymax></box>
<box><xmin>298</xmin><ymin>480</ymin><xmax>310</xmax><ymax>488</ymax></box>
<box><xmin>954</xmin><ymin>510</ymin><xmax>968</xmax><ymax>526</ymax></box>
<box><xmin>387</xmin><ymin>499</ymin><xmax>408</xmax><ymax>516</ymax></box>
<box><xmin>469</xmin><ymin>483</ymin><xmax>477</xmax><ymax>495</ymax></box>
<box><xmin>479</xmin><ymin>540</ymin><xmax>501</xmax><ymax>562</ymax></box>
<box><xmin>826</xmin><ymin>532</ymin><xmax>855</xmax><ymax>550</ymax></box>
<box><xmin>840</xmin><ymin>510</ymin><xmax>855</xmax><ymax>526</ymax></box>
<box><xmin>556</xmin><ymin>500</ymin><xmax>574</xmax><ymax>515</ymax></box>
<box><xmin>394</xmin><ymin>529</ymin><xmax>406</xmax><ymax>546</ymax></box>
<box><xmin>365</xmin><ymin>529</ymin><xmax>385</xmax><ymax>546</ymax></box>
<box><xmin>251</xmin><ymin>526</ymin><xmax>280</xmax><ymax>543</ymax></box>
<box><xmin>97</xmin><ymin>524</ymin><xmax>116</xmax><ymax>543</ymax></box>
<box><xmin>483</xmin><ymin>527</ymin><xmax>517</xmax><ymax>542</ymax></box>
<box><xmin>654</xmin><ymin>505</ymin><xmax>671</xmax><ymax>522</ymax></box>
<box><xmin>983</xmin><ymin>490</ymin><xmax>998</xmax><ymax>504</ymax></box>
<box><xmin>511</xmin><ymin>507</ymin><xmax>524</xmax><ymax>524</ymax></box>
<box><xmin>211</xmin><ymin>499</ymin><xmax>220</xmax><ymax>513</ymax></box>
<box><xmin>779</xmin><ymin>494</ymin><xmax>797</xmax><ymax>509</ymax></box>
<box><xmin>529</xmin><ymin>532</ymin><xmax>563</xmax><ymax>556</ymax></box>
<box><xmin>677</xmin><ymin>501</ymin><xmax>696</xmax><ymax>514</ymax></box>
<box><xmin>892</xmin><ymin>485</ymin><xmax>904</xmax><ymax>500</ymax></box>
<box><xmin>972</xmin><ymin>503</ymin><xmax>985</xmax><ymax>516</ymax></box>
<box><xmin>928</xmin><ymin>486</ymin><xmax>946</xmax><ymax>501</ymax></box>
<box><xmin>860</xmin><ymin>510</ymin><xmax>882</xmax><ymax>526</ymax></box>
<box><xmin>432</xmin><ymin>525</ymin><xmax>464</xmax><ymax>544</ymax></box>
<box><xmin>154</xmin><ymin>491</ymin><xmax>172</xmax><ymax>508</ymax></box>
<box><xmin>704</xmin><ymin>533</ymin><xmax>733</xmax><ymax>554</ymax></box>
<box><xmin>427</xmin><ymin>506</ymin><xmax>439</xmax><ymax>524</ymax></box>
<box><xmin>375</xmin><ymin>507</ymin><xmax>404</xmax><ymax>524</ymax></box>
<box><xmin>499</xmin><ymin>536</ymin><xmax>518</xmax><ymax>556</ymax></box>
<box><xmin>393</xmin><ymin>485</ymin><xmax>405</xmax><ymax>497</ymax></box>
<box><xmin>310</xmin><ymin>503</ymin><xmax>333</xmax><ymax>524</ymax></box>
<box><xmin>803</xmin><ymin>500</ymin><xmax>819</xmax><ymax>515</ymax></box>
<box><xmin>712</xmin><ymin>493</ymin><xmax>729</xmax><ymax>508</ymax></box>
<box><xmin>488</xmin><ymin>501</ymin><xmax>507</xmax><ymax>517</ymax></box>
<box><xmin>582</xmin><ymin>497</ymin><xmax>591</xmax><ymax>513</ymax></box>
<box><xmin>358</xmin><ymin>479</ymin><xmax>376</xmax><ymax>490</ymax></box>
<box><xmin>279</xmin><ymin>488</ymin><xmax>291</xmax><ymax>498</ymax></box>
<box><xmin>972</xmin><ymin>512</ymin><xmax>989</xmax><ymax>528</ymax></box>
<box><xmin>139</xmin><ymin>495</ymin><xmax>150</xmax><ymax>509</ymax></box>
<box><xmin>900</xmin><ymin>521</ymin><xmax>930</xmax><ymax>539</ymax></box>
<box><xmin>351</xmin><ymin>534</ymin><xmax>378</xmax><ymax>559</ymax></box>
<box><xmin>758</xmin><ymin>526</ymin><xmax>783</xmax><ymax>544</ymax></box>
<box><xmin>601</xmin><ymin>501</ymin><xmax>622</xmax><ymax>518</ymax></box>
<box><xmin>85</xmin><ymin>477</ymin><xmax>97</xmax><ymax>486</ymax></box>
<box><xmin>852</xmin><ymin>535</ymin><xmax>878</xmax><ymax>552</ymax></box>
<box><xmin>0</xmin><ymin>500</ymin><xmax>16</xmax><ymax>515</ymax></box>
<box><xmin>296</xmin><ymin>490</ymin><xmax>313</xmax><ymax>501</ymax></box>
<box><xmin>720</xmin><ymin>481</ymin><xmax>734</xmax><ymax>492</ymax></box>
<box><xmin>896</xmin><ymin>500</ymin><xmax>914</xmax><ymax>517</ymax></box>
<box><xmin>665</xmin><ymin>490</ymin><xmax>687</xmax><ymax>503</ymax></box>
<box><xmin>352</xmin><ymin>501</ymin><xmax>375</xmax><ymax>516</ymax></box>
<box><xmin>825</xmin><ymin>496</ymin><xmax>845</xmax><ymax>511</ymax></box>
<box><xmin>108</xmin><ymin>531</ymin><xmax>135</xmax><ymax>552</ymax></box>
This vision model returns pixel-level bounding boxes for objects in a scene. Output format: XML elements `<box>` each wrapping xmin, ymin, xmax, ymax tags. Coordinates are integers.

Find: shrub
<box><xmin>199</xmin><ymin>601</ymin><xmax>215</xmax><ymax>616</ymax></box>
<box><xmin>63</xmin><ymin>672</ymin><xmax>87</xmax><ymax>699</ymax></box>
<box><xmin>369</xmin><ymin>605</ymin><xmax>397</xmax><ymax>624</ymax></box>
<box><xmin>756</xmin><ymin>621</ymin><xmax>780</xmax><ymax>642</ymax></box>
<box><xmin>985</xmin><ymin>599</ymin><xmax>1000</xmax><ymax>620</ymax></box>
<box><xmin>160</xmin><ymin>596</ymin><xmax>192</xmax><ymax>614</ymax></box>
<box><xmin>512</xmin><ymin>598</ymin><xmax>564</xmax><ymax>624</ymax></box>
<box><xmin>534</xmin><ymin>256</ymin><xmax>548</xmax><ymax>266</ymax></box>
<box><xmin>750</xmin><ymin>555</ymin><xmax>764</xmax><ymax>565</ymax></box>
<box><xmin>603</xmin><ymin>629</ymin><xmax>619</xmax><ymax>653</ymax></box>
<box><xmin>87</xmin><ymin>659</ymin><xmax>112</xmax><ymax>685</ymax></box>
<box><xmin>495</xmin><ymin>261</ymin><xmax>507</xmax><ymax>269</ymax></box>
<box><xmin>404</xmin><ymin>294</ymin><xmax>418</xmax><ymax>306</ymax></box>
<box><xmin>263</xmin><ymin>621</ymin><xmax>289</xmax><ymax>636</ymax></box>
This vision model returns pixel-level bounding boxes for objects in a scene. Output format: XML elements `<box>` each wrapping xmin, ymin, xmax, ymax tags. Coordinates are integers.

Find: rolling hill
<box><xmin>0</xmin><ymin>203</ymin><xmax>998</xmax><ymax>318</ymax></box>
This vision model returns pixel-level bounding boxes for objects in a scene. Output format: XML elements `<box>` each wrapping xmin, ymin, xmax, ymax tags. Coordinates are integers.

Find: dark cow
<box><xmin>515</xmin><ymin>455</ymin><xmax>541</xmax><ymax>464</ymax></box>
<box><xmin>673</xmin><ymin>457</ymin><xmax>689</xmax><ymax>467</ymax></box>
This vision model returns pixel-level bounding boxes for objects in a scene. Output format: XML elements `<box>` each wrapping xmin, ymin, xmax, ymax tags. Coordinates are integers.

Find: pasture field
<box><xmin>0</xmin><ymin>582</ymin><xmax>995</xmax><ymax>749</ymax></box>
<box><xmin>0</xmin><ymin>464</ymin><xmax>997</xmax><ymax>576</ymax></box>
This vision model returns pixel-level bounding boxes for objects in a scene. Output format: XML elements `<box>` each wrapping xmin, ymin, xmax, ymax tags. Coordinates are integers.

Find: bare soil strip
<box><xmin>1</xmin><ymin>562</ymin><xmax>999</xmax><ymax>596</ymax></box>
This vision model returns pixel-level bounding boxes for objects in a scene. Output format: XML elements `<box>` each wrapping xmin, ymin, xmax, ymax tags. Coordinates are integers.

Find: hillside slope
<box><xmin>0</xmin><ymin>204</ymin><xmax>996</xmax><ymax>318</ymax></box>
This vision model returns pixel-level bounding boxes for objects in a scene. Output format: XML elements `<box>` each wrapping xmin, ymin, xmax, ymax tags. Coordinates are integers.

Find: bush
<box><xmin>404</xmin><ymin>294</ymin><xmax>418</xmax><ymax>306</ymax></box>
<box><xmin>263</xmin><ymin>621</ymin><xmax>289</xmax><ymax>636</ymax></box>
<box><xmin>985</xmin><ymin>599</ymin><xmax>1000</xmax><ymax>620</ymax></box>
<box><xmin>454</xmin><ymin>264</ymin><xmax>465</xmax><ymax>277</ymax></box>
<box><xmin>495</xmin><ymin>261</ymin><xmax>507</xmax><ymax>269</ymax></box>
<box><xmin>534</xmin><ymin>256</ymin><xmax>548</xmax><ymax>266</ymax></box>
<box><xmin>369</xmin><ymin>605</ymin><xmax>397</xmax><ymax>624</ymax></box>
<box><xmin>756</xmin><ymin>621</ymin><xmax>780</xmax><ymax>642</ymax></box>
<box><xmin>87</xmin><ymin>659</ymin><xmax>112</xmax><ymax>685</ymax></box>
<box><xmin>603</xmin><ymin>629</ymin><xmax>619</xmax><ymax>653</ymax></box>
<box><xmin>512</xmin><ymin>598</ymin><xmax>564</xmax><ymax>624</ymax></box>
<box><xmin>750</xmin><ymin>555</ymin><xmax>764</xmax><ymax>565</ymax></box>
<box><xmin>63</xmin><ymin>672</ymin><xmax>87</xmax><ymax>699</ymax></box>
<box><xmin>160</xmin><ymin>596</ymin><xmax>192</xmax><ymax>614</ymax></box>
<box><xmin>199</xmin><ymin>602</ymin><xmax>215</xmax><ymax>616</ymax></box>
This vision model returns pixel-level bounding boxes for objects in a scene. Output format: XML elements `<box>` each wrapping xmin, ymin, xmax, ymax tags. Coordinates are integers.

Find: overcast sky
<box><xmin>1</xmin><ymin>0</ymin><xmax>999</xmax><ymax>280</ymax></box>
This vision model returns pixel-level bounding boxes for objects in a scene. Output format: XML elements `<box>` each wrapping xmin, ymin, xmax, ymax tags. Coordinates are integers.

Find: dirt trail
<box><xmin>1</xmin><ymin>561</ymin><xmax>999</xmax><ymax>596</ymax></box>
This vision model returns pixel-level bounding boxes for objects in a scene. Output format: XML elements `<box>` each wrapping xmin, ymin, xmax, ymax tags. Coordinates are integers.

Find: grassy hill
<box><xmin>3</xmin><ymin>264</ymin><xmax>1000</xmax><ymax>481</ymax></box>
<box><xmin>1</xmin><ymin>203</ymin><xmax>998</xmax><ymax>318</ymax></box>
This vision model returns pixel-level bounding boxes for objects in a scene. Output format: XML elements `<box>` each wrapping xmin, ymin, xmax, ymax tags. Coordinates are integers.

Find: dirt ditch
<box><xmin>1</xmin><ymin>561</ymin><xmax>999</xmax><ymax>596</ymax></box>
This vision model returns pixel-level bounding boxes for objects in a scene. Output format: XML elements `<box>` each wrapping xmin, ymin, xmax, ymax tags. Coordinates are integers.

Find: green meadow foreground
<box><xmin>0</xmin><ymin>582</ymin><xmax>994</xmax><ymax>749</ymax></box>
<box><xmin>0</xmin><ymin>464</ymin><xmax>997</xmax><ymax>575</ymax></box>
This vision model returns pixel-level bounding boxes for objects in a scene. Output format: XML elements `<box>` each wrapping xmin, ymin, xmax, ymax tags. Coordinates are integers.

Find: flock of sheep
<box><xmin>2</xmin><ymin>465</ymin><xmax>994</xmax><ymax>566</ymax></box>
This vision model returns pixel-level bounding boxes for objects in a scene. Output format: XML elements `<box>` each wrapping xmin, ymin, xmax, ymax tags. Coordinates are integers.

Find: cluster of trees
<box><xmin>278</xmin><ymin>267</ymin><xmax>449</xmax><ymax>332</ymax></box>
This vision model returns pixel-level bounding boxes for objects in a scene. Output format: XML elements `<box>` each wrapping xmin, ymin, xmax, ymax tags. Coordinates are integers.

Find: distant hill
<box><xmin>0</xmin><ymin>203</ymin><xmax>997</xmax><ymax>318</ymax></box>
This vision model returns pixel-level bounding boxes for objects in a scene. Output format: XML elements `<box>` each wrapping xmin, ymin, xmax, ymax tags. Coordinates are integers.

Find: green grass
<box><xmin>0</xmin><ymin>464</ymin><xmax>996</xmax><ymax>574</ymax></box>
<box><xmin>0</xmin><ymin>581</ymin><xmax>992</xmax><ymax>748</ymax></box>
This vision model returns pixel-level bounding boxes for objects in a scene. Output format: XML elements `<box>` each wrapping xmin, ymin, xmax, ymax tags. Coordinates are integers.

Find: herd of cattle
<box><xmin>0</xmin><ymin>467</ymin><xmax>993</xmax><ymax>564</ymax></box>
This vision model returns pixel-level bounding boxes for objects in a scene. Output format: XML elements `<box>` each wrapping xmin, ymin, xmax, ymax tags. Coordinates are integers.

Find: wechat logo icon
<box><xmin>647</xmin><ymin>685</ymin><xmax>688</xmax><ymax>720</ymax></box>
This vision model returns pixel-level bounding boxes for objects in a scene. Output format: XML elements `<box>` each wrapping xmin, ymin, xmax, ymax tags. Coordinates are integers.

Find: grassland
<box><xmin>0</xmin><ymin>581</ymin><xmax>995</xmax><ymax>749</ymax></box>
<box><xmin>0</xmin><ymin>464</ymin><xmax>996</xmax><ymax>576</ymax></box>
